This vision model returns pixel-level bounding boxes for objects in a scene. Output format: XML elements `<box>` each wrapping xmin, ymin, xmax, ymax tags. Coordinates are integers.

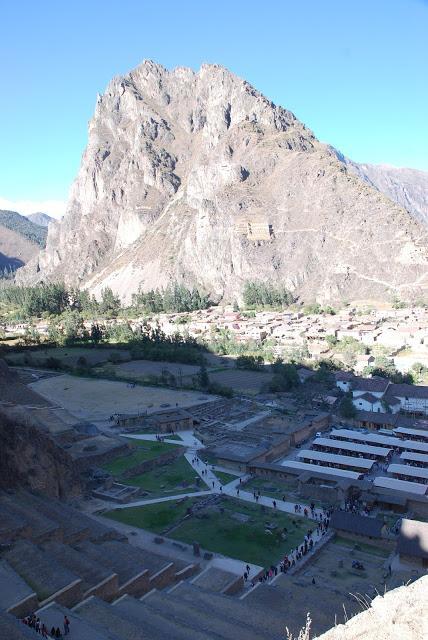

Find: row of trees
<box><xmin>242</xmin><ymin>281</ymin><xmax>295</xmax><ymax>309</ymax></box>
<box><xmin>0</xmin><ymin>284</ymin><xmax>121</xmax><ymax>320</ymax></box>
<box><xmin>132</xmin><ymin>283</ymin><xmax>210</xmax><ymax>314</ymax></box>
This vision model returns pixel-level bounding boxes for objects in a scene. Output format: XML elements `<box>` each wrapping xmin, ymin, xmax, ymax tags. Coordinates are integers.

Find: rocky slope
<box><xmin>0</xmin><ymin>361</ymin><xmax>81</xmax><ymax>497</ymax></box>
<box><xmin>20</xmin><ymin>61</ymin><xmax>428</xmax><ymax>303</ymax></box>
<box><xmin>316</xmin><ymin>576</ymin><xmax>427</xmax><ymax>640</ymax></box>
<box><xmin>332</xmin><ymin>150</ymin><xmax>428</xmax><ymax>227</ymax></box>
<box><xmin>0</xmin><ymin>209</ymin><xmax>47</xmax><ymax>273</ymax></box>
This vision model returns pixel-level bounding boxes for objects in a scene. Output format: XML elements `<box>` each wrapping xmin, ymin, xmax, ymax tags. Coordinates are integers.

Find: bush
<box><xmin>207</xmin><ymin>382</ymin><xmax>234</xmax><ymax>398</ymax></box>
<box><xmin>236</xmin><ymin>355</ymin><xmax>264</xmax><ymax>370</ymax></box>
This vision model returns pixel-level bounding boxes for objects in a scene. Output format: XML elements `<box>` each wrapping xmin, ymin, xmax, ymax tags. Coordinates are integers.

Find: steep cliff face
<box><xmin>0</xmin><ymin>410</ymin><xmax>82</xmax><ymax>498</ymax></box>
<box><xmin>21</xmin><ymin>60</ymin><xmax>428</xmax><ymax>303</ymax></box>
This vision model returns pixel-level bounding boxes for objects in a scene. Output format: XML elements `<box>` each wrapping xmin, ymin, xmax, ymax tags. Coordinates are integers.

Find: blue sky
<box><xmin>1</xmin><ymin>0</ymin><xmax>427</xmax><ymax>217</ymax></box>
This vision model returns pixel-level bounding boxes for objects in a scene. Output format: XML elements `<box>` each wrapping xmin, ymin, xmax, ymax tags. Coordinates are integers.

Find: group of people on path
<box><xmin>22</xmin><ymin>614</ymin><xmax>70</xmax><ymax>638</ymax></box>
<box><xmin>244</xmin><ymin>514</ymin><xmax>332</xmax><ymax>588</ymax></box>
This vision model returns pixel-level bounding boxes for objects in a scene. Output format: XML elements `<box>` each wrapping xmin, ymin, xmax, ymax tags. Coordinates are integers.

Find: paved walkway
<box><xmin>113</xmin><ymin>438</ymin><xmax>325</xmax><ymax>522</ymax></box>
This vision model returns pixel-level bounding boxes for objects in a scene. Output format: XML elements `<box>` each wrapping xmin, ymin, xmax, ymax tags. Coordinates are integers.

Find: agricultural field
<box><xmin>5</xmin><ymin>346</ymin><xmax>131</xmax><ymax>367</ymax></box>
<box><xmin>29</xmin><ymin>374</ymin><xmax>217</xmax><ymax>421</ymax></box>
<box><xmin>207</xmin><ymin>368</ymin><xmax>273</xmax><ymax>394</ymax></box>
<box><xmin>114</xmin><ymin>359</ymin><xmax>201</xmax><ymax>380</ymax></box>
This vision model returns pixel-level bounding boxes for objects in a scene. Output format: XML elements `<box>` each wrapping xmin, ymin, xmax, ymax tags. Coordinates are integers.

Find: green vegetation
<box><xmin>302</xmin><ymin>303</ymin><xmax>336</xmax><ymax>315</ymax></box>
<box><xmin>339</xmin><ymin>394</ymin><xmax>357</xmax><ymax>419</ymax></box>
<box><xmin>105</xmin><ymin>496</ymin><xmax>308</xmax><ymax>566</ymax></box>
<box><xmin>102</xmin><ymin>440</ymin><xmax>180</xmax><ymax>476</ymax></box>
<box><xmin>268</xmin><ymin>359</ymin><xmax>300</xmax><ymax>392</ymax></box>
<box><xmin>122</xmin><ymin>456</ymin><xmax>201</xmax><ymax>497</ymax></box>
<box><xmin>242</xmin><ymin>281</ymin><xmax>294</xmax><ymax>309</ymax></box>
<box><xmin>0</xmin><ymin>210</ymin><xmax>47</xmax><ymax>247</ymax></box>
<box><xmin>132</xmin><ymin>282</ymin><xmax>210</xmax><ymax>313</ymax></box>
<box><xmin>215</xmin><ymin>471</ymin><xmax>239</xmax><ymax>485</ymax></box>
<box><xmin>104</xmin><ymin>497</ymin><xmax>199</xmax><ymax>534</ymax></box>
<box><xmin>0</xmin><ymin>283</ymin><xmax>120</xmax><ymax>321</ymax></box>
<box><xmin>236</xmin><ymin>354</ymin><xmax>264</xmax><ymax>370</ymax></box>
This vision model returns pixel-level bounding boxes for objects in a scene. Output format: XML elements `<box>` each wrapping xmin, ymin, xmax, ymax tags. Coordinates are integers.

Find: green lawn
<box><xmin>102</xmin><ymin>441</ymin><xmax>180</xmax><ymax>476</ymax></box>
<box><xmin>215</xmin><ymin>471</ymin><xmax>239</xmax><ymax>485</ymax></box>
<box><xmin>332</xmin><ymin>536</ymin><xmax>390</xmax><ymax>558</ymax></box>
<box><xmin>121</xmin><ymin>456</ymin><xmax>204</xmax><ymax>497</ymax></box>
<box><xmin>104</xmin><ymin>496</ymin><xmax>309</xmax><ymax>567</ymax></box>
<box><xmin>104</xmin><ymin>497</ymin><xmax>199</xmax><ymax>533</ymax></box>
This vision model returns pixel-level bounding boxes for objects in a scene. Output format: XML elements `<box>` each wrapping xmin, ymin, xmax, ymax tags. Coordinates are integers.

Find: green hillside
<box><xmin>0</xmin><ymin>210</ymin><xmax>47</xmax><ymax>247</ymax></box>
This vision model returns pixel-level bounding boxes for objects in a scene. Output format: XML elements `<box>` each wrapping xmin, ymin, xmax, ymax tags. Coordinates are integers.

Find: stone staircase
<box><xmin>0</xmin><ymin>489</ymin><xmax>369</xmax><ymax>640</ymax></box>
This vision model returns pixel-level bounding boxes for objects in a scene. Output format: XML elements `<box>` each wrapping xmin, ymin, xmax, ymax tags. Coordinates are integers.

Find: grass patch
<box><xmin>104</xmin><ymin>496</ymin><xmax>309</xmax><ymax>567</ymax></box>
<box><xmin>121</xmin><ymin>456</ymin><xmax>203</xmax><ymax>497</ymax></box>
<box><xmin>172</xmin><ymin>497</ymin><xmax>308</xmax><ymax>566</ymax></box>
<box><xmin>104</xmin><ymin>497</ymin><xmax>199</xmax><ymax>534</ymax></box>
<box><xmin>215</xmin><ymin>471</ymin><xmax>239</xmax><ymax>485</ymax></box>
<box><xmin>102</xmin><ymin>440</ymin><xmax>179</xmax><ymax>476</ymax></box>
<box><xmin>332</xmin><ymin>536</ymin><xmax>390</xmax><ymax>558</ymax></box>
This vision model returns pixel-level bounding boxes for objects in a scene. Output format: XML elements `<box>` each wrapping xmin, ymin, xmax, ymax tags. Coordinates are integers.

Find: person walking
<box><xmin>64</xmin><ymin>615</ymin><xmax>70</xmax><ymax>635</ymax></box>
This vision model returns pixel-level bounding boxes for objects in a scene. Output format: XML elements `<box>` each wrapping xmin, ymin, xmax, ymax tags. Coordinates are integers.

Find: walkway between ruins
<box><xmin>113</xmin><ymin>446</ymin><xmax>325</xmax><ymax>523</ymax></box>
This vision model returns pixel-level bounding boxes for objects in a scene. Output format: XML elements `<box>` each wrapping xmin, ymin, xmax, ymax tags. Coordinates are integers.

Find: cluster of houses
<box><xmin>3</xmin><ymin>304</ymin><xmax>428</xmax><ymax>376</ymax></box>
<box><xmin>336</xmin><ymin>373</ymin><xmax>428</xmax><ymax>416</ymax></box>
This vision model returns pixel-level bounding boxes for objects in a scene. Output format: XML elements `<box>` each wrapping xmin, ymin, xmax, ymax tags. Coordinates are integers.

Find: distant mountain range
<box><xmin>331</xmin><ymin>149</ymin><xmax>428</xmax><ymax>226</ymax></box>
<box><xmin>0</xmin><ymin>210</ymin><xmax>47</xmax><ymax>274</ymax></box>
<box><xmin>13</xmin><ymin>61</ymin><xmax>428</xmax><ymax>302</ymax></box>
<box><xmin>26</xmin><ymin>212</ymin><xmax>54</xmax><ymax>227</ymax></box>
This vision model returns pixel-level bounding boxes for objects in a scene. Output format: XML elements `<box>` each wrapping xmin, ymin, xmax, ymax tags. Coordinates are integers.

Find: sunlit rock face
<box><xmin>20</xmin><ymin>60</ymin><xmax>428</xmax><ymax>304</ymax></box>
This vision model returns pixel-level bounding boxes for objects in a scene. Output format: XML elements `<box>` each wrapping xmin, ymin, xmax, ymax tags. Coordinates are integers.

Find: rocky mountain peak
<box><xmin>19</xmin><ymin>61</ymin><xmax>428</xmax><ymax>303</ymax></box>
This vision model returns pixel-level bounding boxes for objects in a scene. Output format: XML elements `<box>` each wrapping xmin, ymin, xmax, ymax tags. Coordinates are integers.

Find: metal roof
<box><xmin>400</xmin><ymin>451</ymin><xmax>428</xmax><ymax>465</ymax></box>
<box><xmin>298</xmin><ymin>449</ymin><xmax>374</xmax><ymax>470</ymax></box>
<box><xmin>394</xmin><ymin>427</ymin><xmax>428</xmax><ymax>440</ymax></box>
<box><xmin>280</xmin><ymin>460</ymin><xmax>362</xmax><ymax>480</ymax></box>
<box><xmin>387</xmin><ymin>463</ymin><xmax>428</xmax><ymax>481</ymax></box>
<box><xmin>401</xmin><ymin>440</ymin><xmax>428</xmax><ymax>453</ymax></box>
<box><xmin>330</xmin><ymin>428</ymin><xmax>400</xmax><ymax>448</ymax></box>
<box><xmin>373</xmin><ymin>476</ymin><xmax>427</xmax><ymax>495</ymax></box>
<box><xmin>313</xmin><ymin>437</ymin><xmax>391</xmax><ymax>458</ymax></box>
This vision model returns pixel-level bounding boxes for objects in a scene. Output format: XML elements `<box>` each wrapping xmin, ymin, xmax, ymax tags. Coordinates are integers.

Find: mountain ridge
<box><xmin>0</xmin><ymin>210</ymin><xmax>47</xmax><ymax>274</ymax></box>
<box><xmin>27</xmin><ymin>211</ymin><xmax>54</xmax><ymax>227</ymax></box>
<box><xmin>19</xmin><ymin>60</ymin><xmax>428</xmax><ymax>302</ymax></box>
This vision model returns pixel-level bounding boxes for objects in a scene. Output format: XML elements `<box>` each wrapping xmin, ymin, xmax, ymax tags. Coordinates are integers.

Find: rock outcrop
<box><xmin>316</xmin><ymin>576</ymin><xmax>427</xmax><ymax>640</ymax></box>
<box><xmin>20</xmin><ymin>60</ymin><xmax>428</xmax><ymax>303</ymax></box>
<box><xmin>0</xmin><ymin>410</ymin><xmax>82</xmax><ymax>498</ymax></box>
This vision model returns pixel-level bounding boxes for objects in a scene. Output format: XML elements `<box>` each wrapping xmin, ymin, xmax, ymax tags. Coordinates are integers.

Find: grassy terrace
<box><xmin>215</xmin><ymin>470</ymin><xmax>239</xmax><ymax>485</ymax></box>
<box><xmin>122</xmin><ymin>456</ymin><xmax>204</xmax><ymax>497</ymax></box>
<box><xmin>102</xmin><ymin>440</ymin><xmax>180</xmax><ymax>476</ymax></box>
<box><xmin>104</xmin><ymin>496</ymin><xmax>309</xmax><ymax>567</ymax></box>
<box><xmin>242</xmin><ymin>476</ymin><xmax>298</xmax><ymax>499</ymax></box>
<box><xmin>104</xmin><ymin>498</ymin><xmax>200</xmax><ymax>534</ymax></box>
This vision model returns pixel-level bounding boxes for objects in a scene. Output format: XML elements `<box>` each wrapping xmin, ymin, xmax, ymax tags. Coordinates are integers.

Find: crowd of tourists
<box><xmin>21</xmin><ymin>614</ymin><xmax>70</xmax><ymax>638</ymax></box>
